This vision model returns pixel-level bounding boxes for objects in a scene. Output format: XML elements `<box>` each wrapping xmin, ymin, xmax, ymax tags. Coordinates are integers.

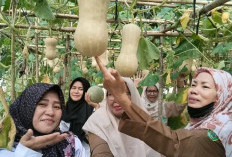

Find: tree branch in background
<box><xmin>198</xmin><ymin>0</ymin><xmax>231</xmax><ymax>16</ymax></box>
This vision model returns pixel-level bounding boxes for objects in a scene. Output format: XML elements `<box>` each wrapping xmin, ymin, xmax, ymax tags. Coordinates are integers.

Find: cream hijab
<box><xmin>141</xmin><ymin>84</ymin><xmax>167</xmax><ymax>122</ymax></box>
<box><xmin>83</xmin><ymin>77</ymin><xmax>160</xmax><ymax>157</ymax></box>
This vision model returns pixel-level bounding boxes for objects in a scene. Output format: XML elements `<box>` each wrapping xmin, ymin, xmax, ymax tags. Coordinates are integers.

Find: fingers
<box><xmin>85</xmin><ymin>93</ymin><xmax>92</xmax><ymax>104</ymax></box>
<box><xmin>39</xmin><ymin>133</ymin><xmax>68</xmax><ymax>148</ymax></box>
<box><xmin>20</xmin><ymin>131</ymin><xmax>69</xmax><ymax>150</ymax></box>
<box><xmin>95</xmin><ymin>56</ymin><xmax>108</xmax><ymax>76</ymax></box>
<box><xmin>47</xmin><ymin>133</ymin><xmax>68</xmax><ymax>145</ymax></box>
<box><xmin>23</xmin><ymin>129</ymin><xmax>34</xmax><ymax>141</ymax></box>
<box><xmin>110</xmin><ymin>69</ymin><xmax>121</xmax><ymax>81</ymax></box>
<box><xmin>85</xmin><ymin>93</ymin><xmax>89</xmax><ymax>101</ymax></box>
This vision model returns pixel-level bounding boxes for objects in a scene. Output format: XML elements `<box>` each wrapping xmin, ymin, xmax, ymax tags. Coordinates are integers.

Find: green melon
<box><xmin>87</xmin><ymin>86</ymin><xmax>104</xmax><ymax>103</ymax></box>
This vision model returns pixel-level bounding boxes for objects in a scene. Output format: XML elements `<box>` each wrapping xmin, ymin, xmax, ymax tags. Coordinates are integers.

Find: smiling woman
<box><xmin>83</xmin><ymin>77</ymin><xmax>161</xmax><ymax>157</ymax></box>
<box><xmin>60</xmin><ymin>77</ymin><xmax>94</xmax><ymax>157</ymax></box>
<box><xmin>141</xmin><ymin>84</ymin><xmax>186</xmax><ymax>124</ymax></box>
<box><xmin>32</xmin><ymin>90</ymin><xmax>62</xmax><ymax>134</ymax></box>
<box><xmin>0</xmin><ymin>83</ymin><xmax>86</xmax><ymax>157</ymax></box>
<box><xmin>94</xmin><ymin>55</ymin><xmax>231</xmax><ymax>157</ymax></box>
<box><xmin>118</xmin><ymin>68</ymin><xmax>230</xmax><ymax>157</ymax></box>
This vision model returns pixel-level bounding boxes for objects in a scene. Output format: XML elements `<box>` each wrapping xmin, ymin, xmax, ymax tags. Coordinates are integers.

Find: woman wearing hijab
<box><xmin>141</xmin><ymin>84</ymin><xmax>186</xmax><ymax>124</ymax></box>
<box><xmin>95</xmin><ymin>56</ymin><xmax>229</xmax><ymax>156</ymax></box>
<box><xmin>60</xmin><ymin>77</ymin><xmax>94</xmax><ymax>156</ymax></box>
<box><xmin>83</xmin><ymin>77</ymin><xmax>161</xmax><ymax>157</ymax></box>
<box><xmin>0</xmin><ymin>83</ymin><xmax>86</xmax><ymax>157</ymax></box>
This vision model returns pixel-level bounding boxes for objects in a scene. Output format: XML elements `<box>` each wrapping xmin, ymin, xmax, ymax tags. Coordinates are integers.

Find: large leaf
<box><xmin>217</xmin><ymin>61</ymin><xmax>225</xmax><ymax>70</ymax></box>
<box><xmin>68</xmin><ymin>0</ymin><xmax>77</xmax><ymax>4</ymax></box>
<box><xmin>212</xmin><ymin>10</ymin><xmax>223</xmax><ymax>25</ymax></box>
<box><xmin>201</xmin><ymin>17</ymin><xmax>217</xmax><ymax>37</ymax></box>
<box><xmin>34</xmin><ymin>0</ymin><xmax>54</xmax><ymax>20</ymax></box>
<box><xmin>0</xmin><ymin>114</ymin><xmax>16</xmax><ymax>150</ymax></box>
<box><xmin>175</xmin><ymin>87</ymin><xmax>189</xmax><ymax>104</ymax></box>
<box><xmin>213</xmin><ymin>42</ymin><xmax>232</xmax><ymax>55</ymax></box>
<box><xmin>0</xmin><ymin>87</ymin><xmax>16</xmax><ymax>150</ymax></box>
<box><xmin>18</xmin><ymin>0</ymin><xmax>34</xmax><ymax>10</ymax></box>
<box><xmin>138</xmin><ymin>73</ymin><xmax>159</xmax><ymax>86</ymax></box>
<box><xmin>174</xmin><ymin>38</ymin><xmax>201</xmax><ymax>57</ymax></box>
<box><xmin>180</xmin><ymin>10</ymin><xmax>191</xmax><ymax>30</ymax></box>
<box><xmin>137</xmin><ymin>37</ymin><xmax>160</xmax><ymax>69</ymax></box>
<box><xmin>1</xmin><ymin>0</ymin><xmax>10</xmax><ymax>11</ymax></box>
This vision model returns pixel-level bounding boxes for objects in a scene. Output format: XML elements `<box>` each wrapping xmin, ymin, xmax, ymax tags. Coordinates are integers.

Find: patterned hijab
<box><xmin>83</xmin><ymin>78</ymin><xmax>160</xmax><ymax>157</ymax></box>
<box><xmin>186</xmin><ymin>67</ymin><xmax>232</xmax><ymax>157</ymax></box>
<box><xmin>62</xmin><ymin>77</ymin><xmax>93</xmax><ymax>142</ymax></box>
<box><xmin>141</xmin><ymin>84</ymin><xmax>167</xmax><ymax>122</ymax></box>
<box><xmin>141</xmin><ymin>84</ymin><xmax>159</xmax><ymax>116</ymax></box>
<box><xmin>9</xmin><ymin>83</ymin><xmax>75</xmax><ymax>157</ymax></box>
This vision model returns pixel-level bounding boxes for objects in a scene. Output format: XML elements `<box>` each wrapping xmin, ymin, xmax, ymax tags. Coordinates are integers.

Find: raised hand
<box><xmin>20</xmin><ymin>129</ymin><xmax>68</xmax><ymax>150</ymax></box>
<box><xmin>94</xmin><ymin>56</ymin><xmax>131</xmax><ymax>107</ymax></box>
<box><xmin>85</xmin><ymin>93</ymin><xmax>100</xmax><ymax>109</ymax></box>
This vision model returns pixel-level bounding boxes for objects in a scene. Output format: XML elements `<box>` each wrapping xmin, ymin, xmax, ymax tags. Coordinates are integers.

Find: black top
<box><xmin>62</xmin><ymin>77</ymin><xmax>93</xmax><ymax>143</ymax></box>
<box><xmin>10</xmin><ymin>83</ymin><xmax>75</xmax><ymax>157</ymax></box>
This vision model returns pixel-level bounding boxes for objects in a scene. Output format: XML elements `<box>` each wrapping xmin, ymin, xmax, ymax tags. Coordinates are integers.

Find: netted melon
<box><xmin>87</xmin><ymin>86</ymin><xmax>104</xmax><ymax>103</ymax></box>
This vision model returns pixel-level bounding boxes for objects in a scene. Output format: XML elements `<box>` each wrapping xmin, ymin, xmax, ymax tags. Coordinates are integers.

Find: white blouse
<box><xmin>0</xmin><ymin>136</ymin><xmax>86</xmax><ymax>157</ymax></box>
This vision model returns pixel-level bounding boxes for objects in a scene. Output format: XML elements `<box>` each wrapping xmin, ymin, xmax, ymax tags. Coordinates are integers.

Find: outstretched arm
<box><xmin>95</xmin><ymin>56</ymin><xmax>131</xmax><ymax>112</ymax></box>
<box><xmin>95</xmin><ymin>57</ymin><xmax>146</xmax><ymax>122</ymax></box>
<box><xmin>20</xmin><ymin>129</ymin><xmax>68</xmax><ymax>150</ymax></box>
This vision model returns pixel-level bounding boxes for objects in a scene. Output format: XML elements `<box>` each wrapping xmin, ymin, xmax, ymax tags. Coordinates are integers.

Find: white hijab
<box><xmin>141</xmin><ymin>84</ymin><xmax>166</xmax><ymax>122</ymax></box>
<box><xmin>83</xmin><ymin>77</ymin><xmax>160</xmax><ymax>157</ymax></box>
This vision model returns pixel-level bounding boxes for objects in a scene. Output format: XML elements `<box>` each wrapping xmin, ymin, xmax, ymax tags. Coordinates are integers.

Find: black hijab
<box><xmin>9</xmin><ymin>83</ymin><xmax>75</xmax><ymax>157</ymax></box>
<box><xmin>62</xmin><ymin>77</ymin><xmax>93</xmax><ymax>143</ymax></box>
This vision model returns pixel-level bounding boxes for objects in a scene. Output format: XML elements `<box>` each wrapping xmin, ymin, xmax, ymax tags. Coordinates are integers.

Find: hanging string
<box><xmin>110</xmin><ymin>0</ymin><xmax>119</xmax><ymax>44</ymax></box>
<box><xmin>193</xmin><ymin>0</ymin><xmax>196</xmax><ymax>30</ymax></box>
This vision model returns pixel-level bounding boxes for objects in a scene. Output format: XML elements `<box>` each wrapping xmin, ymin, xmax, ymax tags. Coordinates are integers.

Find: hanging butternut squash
<box><xmin>74</xmin><ymin>0</ymin><xmax>110</xmax><ymax>57</ymax></box>
<box><xmin>44</xmin><ymin>37</ymin><xmax>57</xmax><ymax>60</ymax></box>
<box><xmin>115</xmin><ymin>24</ymin><xmax>141</xmax><ymax>77</ymax></box>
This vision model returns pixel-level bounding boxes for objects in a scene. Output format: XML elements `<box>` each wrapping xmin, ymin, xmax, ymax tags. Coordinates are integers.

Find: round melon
<box><xmin>87</xmin><ymin>86</ymin><xmax>104</xmax><ymax>103</ymax></box>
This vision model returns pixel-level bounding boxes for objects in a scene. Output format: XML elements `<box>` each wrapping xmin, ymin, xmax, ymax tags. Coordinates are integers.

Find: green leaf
<box><xmin>174</xmin><ymin>40</ymin><xmax>199</xmax><ymax>57</ymax></box>
<box><xmin>166</xmin><ymin>93</ymin><xmax>176</xmax><ymax>101</ymax></box>
<box><xmin>34</xmin><ymin>0</ymin><xmax>55</xmax><ymax>20</ymax></box>
<box><xmin>138</xmin><ymin>73</ymin><xmax>159</xmax><ymax>86</ymax></box>
<box><xmin>217</xmin><ymin>61</ymin><xmax>225</xmax><ymax>69</ymax></box>
<box><xmin>201</xmin><ymin>17</ymin><xmax>217</xmax><ymax>37</ymax></box>
<box><xmin>68</xmin><ymin>0</ymin><xmax>76</xmax><ymax>4</ymax></box>
<box><xmin>2</xmin><ymin>0</ymin><xmax>10</xmax><ymax>11</ymax></box>
<box><xmin>18</xmin><ymin>0</ymin><xmax>34</xmax><ymax>10</ymax></box>
<box><xmin>0</xmin><ymin>114</ymin><xmax>16</xmax><ymax>150</ymax></box>
<box><xmin>71</xmin><ymin>68</ymin><xmax>82</xmax><ymax>80</ymax></box>
<box><xmin>212</xmin><ymin>11</ymin><xmax>222</xmax><ymax>24</ymax></box>
<box><xmin>171</xmin><ymin>58</ymin><xmax>183</xmax><ymax>69</ymax></box>
<box><xmin>175</xmin><ymin>87</ymin><xmax>188</xmax><ymax>104</ymax></box>
<box><xmin>137</xmin><ymin>37</ymin><xmax>160</xmax><ymax>69</ymax></box>
<box><xmin>213</xmin><ymin>42</ymin><xmax>232</xmax><ymax>55</ymax></box>
<box><xmin>171</xmin><ymin>72</ymin><xmax>179</xmax><ymax>80</ymax></box>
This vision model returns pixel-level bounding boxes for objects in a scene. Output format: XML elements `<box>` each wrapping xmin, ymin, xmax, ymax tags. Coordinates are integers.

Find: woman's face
<box><xmin>107</xmin><ymin>86</ymin><xmax>131</xmax><ymax>118</ymax></box>
<box><xmin>188</xmin><ymin>72</ymin><xmax>217</xmax><ymax>108</ymax></box>
<box><xmin>33</xmin><ymin>90</ymin><xmax>62</xmax><ymax>134</ymax></box>
<box><xmin>146</xmin><ymin>86</ymin><xmax>159</xmax><ymax>103</ymax></box>
<box><xmin>70</xmin><ymin>81</ymin><xmax>84</xmax><ymax>101</ymax></box>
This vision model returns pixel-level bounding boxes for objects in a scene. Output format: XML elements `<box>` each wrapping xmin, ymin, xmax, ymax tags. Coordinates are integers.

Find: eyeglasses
<box><xmin>146</xmin><ymin>90</ymin><xmax>158</xmax><ymax>94</ymax></box>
